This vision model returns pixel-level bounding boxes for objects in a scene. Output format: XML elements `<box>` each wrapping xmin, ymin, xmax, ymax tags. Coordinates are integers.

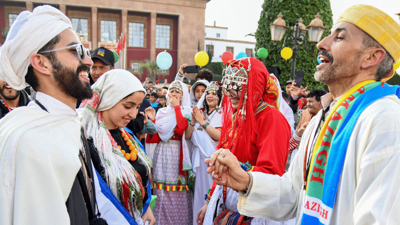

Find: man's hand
<box><xmin>145</xmin><ymin>107</ymin><xmax>156</xmax><ymax>121</ymax></box>
<box><xmin>179</xmin><ymin>64</ymin><xmax>188</xmax><ymax>76</ymax></box>
<box><xmin>168</xmin><ymin>93</ymin><xmax>180</xmax><ymax>107</ymax></box>
<box><xmin>290</xmin><ymin>81</ymin><xmax>307</xmax><ymax>98</ymax></box>
<box><xmin>196</xmin><ymin>204</ymin><xmax>208</xmax><ymax>225</ymax></box>
<box><xmin>205</xmin><ymin>149</ymin><xmax>250</xmax><ymax>191</ymax></box>
<box><xmin>296</xmin><ymin>122</ymin><xmax>309</xmax><ymax>137</ymax></box>
<box><xmin>141</xmin><ymin>112</ymin><xmax>149</xmax><ymax>125</ymax></box>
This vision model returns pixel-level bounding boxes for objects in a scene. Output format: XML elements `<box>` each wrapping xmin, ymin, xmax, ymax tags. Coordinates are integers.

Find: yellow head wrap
<box><xmin>338</xmin><ymin>4</ymin><xmax>400</xmax><ymax>80</ymax></box>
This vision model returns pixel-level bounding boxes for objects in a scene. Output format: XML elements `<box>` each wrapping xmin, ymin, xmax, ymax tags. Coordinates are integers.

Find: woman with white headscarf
<box><xmin>185</xmin><ymin>81</ymin><xmax>223</xmax><ymax>225</ymax></box>
<box><xmin>145</xmin><ymin>80</ymin><xmax>193</xmax><ymax>224</ymax></box>
<box><xmin>78</xmin><ymin>69</ymin><xmax>155</xmax><ymax>225</ymax></box>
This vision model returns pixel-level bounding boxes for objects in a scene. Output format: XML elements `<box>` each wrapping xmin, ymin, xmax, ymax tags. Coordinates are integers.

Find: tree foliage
<box><xmin>255</xmin><ymin>0</ymin><xmax>334</xmax><ymax>90</ymax></box>
<box><xmin>138</xmin><ymin>59</ymin><xmax>159</xmax><ymax>81</ymax></box>
<box><xmin>386</xmin><ymin>72</ymin><xmax>400</xmax><ymax>86</ymax></box>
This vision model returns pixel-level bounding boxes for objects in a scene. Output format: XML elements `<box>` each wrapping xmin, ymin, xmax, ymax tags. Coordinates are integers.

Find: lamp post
<box><xmin>270</xmin><ymin>13</ymin><xmax>326</xmax><ymax>81</ymax></box>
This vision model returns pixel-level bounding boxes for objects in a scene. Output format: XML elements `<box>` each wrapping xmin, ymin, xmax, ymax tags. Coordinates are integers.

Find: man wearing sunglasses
<box><xmin>0</xmin><ymin>6</ymin><xmax>98</xmax><ymax>225</ymax></box>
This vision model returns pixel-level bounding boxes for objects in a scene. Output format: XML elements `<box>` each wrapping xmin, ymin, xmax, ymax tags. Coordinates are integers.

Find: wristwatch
<box><xmin>201</xmin><ymin>122</ymin><xmax>209</xmax><ymax>130</ymax></box>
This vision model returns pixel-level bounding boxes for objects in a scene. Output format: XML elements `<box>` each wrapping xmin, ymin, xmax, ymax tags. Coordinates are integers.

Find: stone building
<box><xmin>0</xmin><ymin>0</ymin><xmax>210</xmax><ymax>82</ymax></box>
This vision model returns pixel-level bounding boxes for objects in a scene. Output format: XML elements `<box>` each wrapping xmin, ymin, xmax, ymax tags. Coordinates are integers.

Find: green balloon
<box><xmin>257</xmin><ymin>48</ymin><xmax>268</xmax><ymax>59</ymax></box>
<box><xmin>112</xmin><ymin>50</ymin><xmax>119</xmax><ymax>63</ymax></box>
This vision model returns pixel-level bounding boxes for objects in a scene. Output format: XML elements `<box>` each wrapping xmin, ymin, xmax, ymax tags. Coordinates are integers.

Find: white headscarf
<box><xmin>270</xmin><ymin>73</ymin><xmax>295</xmax><ymax>135</ymax></box>
<box><xmin>0</xmin><ymin>5</ymin><xmax>72</xmax><ymax>90</ymax></box>
<box><xmin>156</xmin><ymin>80</ymin><xmax>192</xmax><ymax>171</ymax></box>
<box><xmin>78</xmin><ymin>69</ymin><xmax>149</xmax><ymax>221</ymax></box>
<box><xmin>190</xmin><ymin>80</ymin><xmax>209</xmax><ymax>107</ymax></box>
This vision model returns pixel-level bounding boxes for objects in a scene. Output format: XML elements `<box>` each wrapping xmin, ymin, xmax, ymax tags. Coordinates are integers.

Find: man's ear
<box><xmin>30</xmin><ymin>54</ymin><xmax>52</xmax><ymax>76</ymax></box>
<box><xmin>361</xmin><ymin>48</ymin><xmax>386</xmax><ymax>70</ymax></box>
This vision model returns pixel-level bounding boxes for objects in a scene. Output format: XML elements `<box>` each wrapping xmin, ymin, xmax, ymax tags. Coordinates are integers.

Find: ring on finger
<box><xmin>219</xmin><ymin>152</ymin><xmax>226</xmax><ymax>158</ymax></box>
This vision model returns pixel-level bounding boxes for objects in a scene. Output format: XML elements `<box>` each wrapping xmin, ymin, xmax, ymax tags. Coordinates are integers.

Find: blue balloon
<box><xmin>317</xmin><ymin>56</ymin><xmax>322</xmax><ymax>64</ymax></box>
<box><xmin>156</xmin><ymin>51</ymin><xmax>173</xmax><ymax>70</ymax></box>
<box><xmin>236</xmin><ymin>52</ymin><xmax>247</xmax><ymax>59</ymax></box>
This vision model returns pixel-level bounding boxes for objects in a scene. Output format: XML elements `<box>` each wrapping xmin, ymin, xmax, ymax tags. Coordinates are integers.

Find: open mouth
<box><xmin>318</xmin><ymin>55</ymin><xmax>330</xmax><ymax>64</ymax></box>
<box><xmin>79</xmin><ymin>71</ymin><xmax>90</xmax><ymax>82</ymax></box>
<box><xmin>4</xmin><ymin>84</ymin><xmax>13</xmax><ymax>90</ymax></box>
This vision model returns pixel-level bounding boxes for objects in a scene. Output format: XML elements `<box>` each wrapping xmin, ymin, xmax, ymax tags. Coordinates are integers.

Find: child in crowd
<box><xmin>150</xmin><ymin>93</ymin><xmax>158</xmax><ymax>109</ymax></box>
<box><xmin>156</xmin><ymin>95</ymin><xmax>167</xmax><ymax>112</ymax></box>
<box><xmin>145</xmin><ymin>94</ymin><xmax>150</xmax><ymax>99</ymax></box>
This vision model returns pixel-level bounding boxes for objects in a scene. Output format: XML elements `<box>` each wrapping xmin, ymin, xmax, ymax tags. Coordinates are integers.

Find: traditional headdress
<box><xmin>0</xmin><ymin>5</ymin><xmax>72</xmax><ymax>90</ymax></box>
<box><xmin>206</xmin><ymin>81</ymin><xmax>221</xmax><ymax>95</ymax></box>
<box><xmin>337</xmin><ymin>4</ymin><xmax>400</xmax><ymax>80</ymax></box>
<box><xmin>169</xmin><ymin>81</ymin><xmax>183</xmax><ymax>93</ymax></box>
<box><xmin>217</xmin><ymin>57</ymin><xmax>280</xmax><ymax>160</ymax></box>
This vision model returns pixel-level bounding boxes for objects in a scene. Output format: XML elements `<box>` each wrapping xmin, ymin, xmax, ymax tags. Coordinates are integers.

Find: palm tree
<box><xmin>138</xmin><ymin>59</ymin><xmax>159</xmax><ymax>82</ymax></box>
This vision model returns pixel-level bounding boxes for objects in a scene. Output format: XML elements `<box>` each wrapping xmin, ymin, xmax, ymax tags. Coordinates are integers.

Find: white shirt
<box><xmin>0</xmin><ymin>91</ymin><xmax>82</xmax><ymax>225</ymax></box>
<box><xmin>29</xmin><ymin>91</ymin><xmax>77</xmax><ymax>117</ymax></box>
<box><xmin>238</xmin><ymin>94</ymin><xmax>400</xmax><ymax>225</ymax></box>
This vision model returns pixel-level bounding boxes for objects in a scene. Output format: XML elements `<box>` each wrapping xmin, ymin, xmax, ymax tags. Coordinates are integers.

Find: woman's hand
<box><xmin>145</xmin><ymin>107</ymin><xmax>156</xmax><ymax>121</ymax></box>
<box><xmin>141</xmin><ymin>207</ymin><xmax>156</xmax><ymax>225</ymax></box>
<box><xmin>141</xmin><ymin>112</ymin><xmax>149</xmax><ymax>125</ymax></box>
<box><xmin>168</xmin><ymin>93</ymin><xmax>180</xmax><ymax>107</ymax></box>
<box><xmin>192</xmin><ymin>106</ymin><xmax>205</xmax><ymax>125</ymax></box>
<box><xmin>196</xmin><ymin>203</ymin><xmax>208</xmax><ymax>225</ymax></box>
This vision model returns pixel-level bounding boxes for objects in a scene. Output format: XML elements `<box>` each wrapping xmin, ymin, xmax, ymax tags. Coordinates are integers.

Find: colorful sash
<box><xmin>301</xmin><ymin>81</ymin><xmax>400</xmax><ymax>224</ymax></box>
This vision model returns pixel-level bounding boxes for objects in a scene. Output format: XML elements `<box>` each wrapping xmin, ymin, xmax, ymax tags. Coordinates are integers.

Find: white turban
<box><xmin>0</xmin><ymin>5</ymin><xmax>72</xmax><ymax>90</ymax></box>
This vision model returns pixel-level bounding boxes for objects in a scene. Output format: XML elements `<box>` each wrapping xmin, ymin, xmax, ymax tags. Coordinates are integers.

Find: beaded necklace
<box><xmin>118</xmin><ymin>129</ymin><xmax>139</xmax><ymax>161</ymax></box>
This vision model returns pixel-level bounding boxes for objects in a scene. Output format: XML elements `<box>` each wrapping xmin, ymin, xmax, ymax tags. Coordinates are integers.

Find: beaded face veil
<box><xmin>221</xmin><ymin>58</ymin><xmax>250</xmax><ymax>93</ymax></box>
<box><xmin>221</xmin><ymin>58</ymin><xmax>251</xmax><ymax>116</ymax></box>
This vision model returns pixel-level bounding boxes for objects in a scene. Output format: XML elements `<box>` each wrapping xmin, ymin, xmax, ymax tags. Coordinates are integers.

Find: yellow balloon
<box><xmin>195</xmin><ymin>51</ymin><xmax>209</xmax><ymax>67</ymax></box>
<box><xmin>281</xmin><ymin>47</ymin><xmax>293</xmax><ymax>60</ymax></box>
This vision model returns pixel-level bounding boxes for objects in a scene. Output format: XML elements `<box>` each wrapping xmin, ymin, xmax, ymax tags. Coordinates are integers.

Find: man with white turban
<box><xmin>207</xmin><ymin>4</ymin><xmax>400</xmax><ymax>225</ymax></box>
<box><xmin>0</xmin><ymin>5</ymin><xmax>97</xmax><ymax>225</ymax></box>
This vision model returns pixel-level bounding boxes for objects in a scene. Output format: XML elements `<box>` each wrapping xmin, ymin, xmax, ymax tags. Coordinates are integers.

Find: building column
<box><xmin>26</xmin><ymin>1</ymin><xmax>33</xmax><ymax>11</ymax></box>
<box><xmin>150</xmin><ymin>12</ymin><xmax>157</xmax><ymax>61</ymax></box>
<box><xmin>91</xmin><ymin>7</ymin><xmax>98</xmax><ymax>49</ymax></box>
<box><xmin>122</xmin><ymin>9</ymin><xmax>128</xmax><ymax>35</ymax></box>
<box><xmin>59</xmin><ymin>4</ymin><xmax>66</xmax><ymax>14</ymax></box>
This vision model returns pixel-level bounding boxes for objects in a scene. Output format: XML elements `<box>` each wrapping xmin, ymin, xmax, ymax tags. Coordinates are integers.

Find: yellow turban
<box><xmin>338</xmin><ymin>4</ymin><xmax>400</xmax><ymax>80</ymax></box>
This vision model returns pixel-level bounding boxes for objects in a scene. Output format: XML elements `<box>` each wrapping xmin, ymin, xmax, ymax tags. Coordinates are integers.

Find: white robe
<box><xmin>238</xmin><ymin>94</ymin><xmax>400</xmax><ymax>224</ymax></box>
<box><xmin>0</xmin><ymin>92</ymin><xmax>82</xmax><ymax>225</ymax></box>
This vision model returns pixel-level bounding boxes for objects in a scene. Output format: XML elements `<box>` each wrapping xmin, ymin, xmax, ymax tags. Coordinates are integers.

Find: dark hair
<box><xmin>162</xmin><ymin>86</ymin><xmax>169</xmax><ymax>90</ymax></box>
<box><xmin>145</xmin><ymin>94</ymin><xmax>150</xmax><ymax>97</ymax></box>
<box><xmin>150</xmin><ymin>93</ymin><xmax>158</xmax><ymax>98</ymax></box>
<box><xmin>148</xmin><ymin>81</ymin><xmax>154</xmax><ymax>84</ymax></box>
<box><xmin>306</xmin><ymin>89</ymin><xmax>326</xmax><ymax>102</ymax></box>
<box><xmin>26</xmin><ymin>34</ymin><xmax>61</xmax><ymax>91</ymax></box>
<box><xmin>195</xmin><ymin>68</ymin><xmax>213</xmax><ymax>82</ymax></box>
<box><xmin>281</xmin><ymin>92</ymin><xmax>289</xmax><ymax>102</ymax></box>
<box><xmin>159</xmin><ymin>95</ymin><xmax>166</xmax><ymax>100</ymax></box>
<box><xmin>362</xmin><ymin>32</ymin><xmax>394</xmax><ymax>81</ymax></box>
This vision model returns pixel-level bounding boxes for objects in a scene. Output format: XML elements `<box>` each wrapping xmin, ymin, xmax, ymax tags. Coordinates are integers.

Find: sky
<box><xmin>205</xmin><ymin>0</ymin><xmax>399</xmax><ymax>42</ymax></box>
<box><xmin>205</xmin><ymin>0</ymin><xmax>400</xmax><ymax>72</ymax></box>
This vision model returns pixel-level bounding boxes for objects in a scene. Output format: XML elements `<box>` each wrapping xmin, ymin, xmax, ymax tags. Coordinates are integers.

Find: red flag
<box><xmin>122</xmin><ymin>32</ymin><xmax>126</xmax><ymax>49</ymax></box>
<box><xmin>116</xmin><ymin>39</ymin><xmax>122</xmax><ymax>54</ymax></box>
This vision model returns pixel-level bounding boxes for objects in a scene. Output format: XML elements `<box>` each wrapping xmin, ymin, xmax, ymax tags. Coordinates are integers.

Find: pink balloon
<box><xmin>221</xmin><ymin>51</ymin><xmax>234</xmax><ymax>64</ymax></box>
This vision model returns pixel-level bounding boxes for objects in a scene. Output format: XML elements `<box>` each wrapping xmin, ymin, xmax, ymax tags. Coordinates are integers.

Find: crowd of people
<box><xmin>0</xmin><ymin>3</ymin><xmax>400</xmax><ymax>225</ymax></box>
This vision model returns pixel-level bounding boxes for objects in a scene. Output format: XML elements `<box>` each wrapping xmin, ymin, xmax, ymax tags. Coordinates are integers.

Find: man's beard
<box><xmin>315</xmin><ymin>51</ymin><xmax>360</xmax><ymax>84</ymax></box>
<box><xmin>0</xmin><ymin>84</ymin><xmax>20</xmax><ymax>101</ymax></box>
<box><xmin>52</xmin><ymin>60</ymin><xmax>93</xmax><ymax>100</ymax></box>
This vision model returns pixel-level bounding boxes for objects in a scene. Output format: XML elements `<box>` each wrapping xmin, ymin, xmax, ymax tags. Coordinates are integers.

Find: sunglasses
<box><xmin>39</xmin><ymin>43</ymin><xmax>90</xmax><ymax>61</ymax></box>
